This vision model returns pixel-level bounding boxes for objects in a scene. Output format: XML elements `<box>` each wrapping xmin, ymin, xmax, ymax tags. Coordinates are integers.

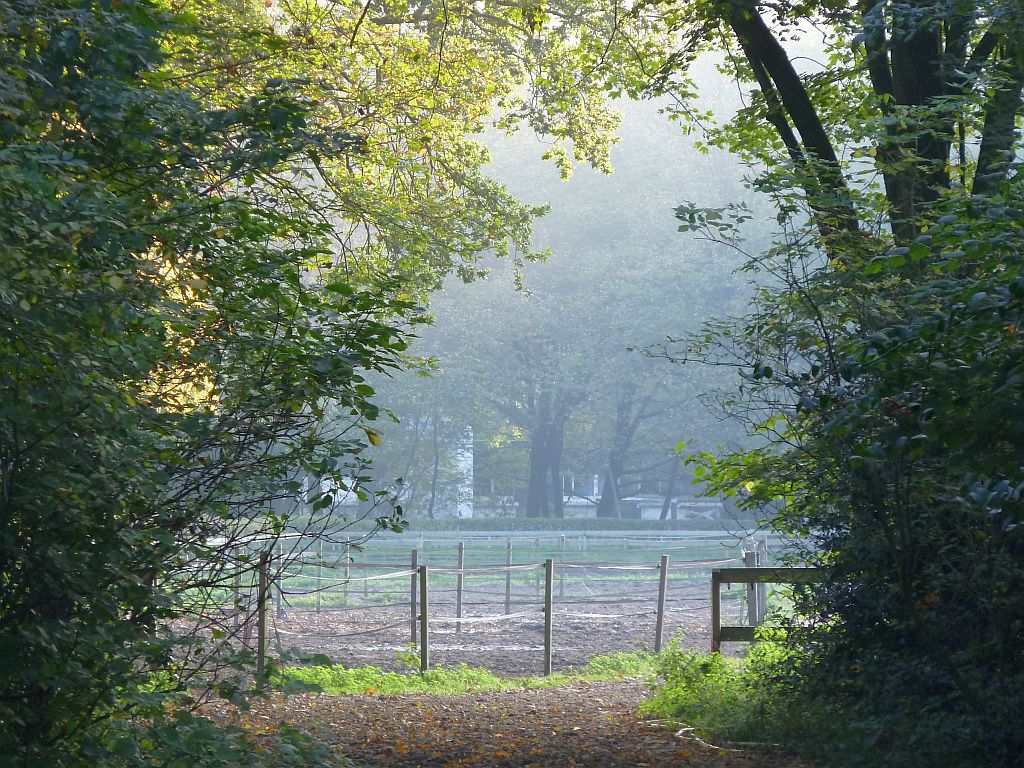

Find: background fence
<box><xmin>222</xmin><ymin>531</ymin><xmax>787</xmax><ymax>675</ymax></box>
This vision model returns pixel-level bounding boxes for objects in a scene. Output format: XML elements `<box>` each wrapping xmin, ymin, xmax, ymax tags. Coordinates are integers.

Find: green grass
<box><xmin>275</xmin><ymin>649</ymin><xmax>657</xmax><ymax>696</ymax></box>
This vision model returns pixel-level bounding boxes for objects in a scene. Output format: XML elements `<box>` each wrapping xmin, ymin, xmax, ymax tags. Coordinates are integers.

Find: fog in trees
<box><xmin>366</xmin><ymin>83</ymin><xmax>771</xmax><ymax>521</ymax></box>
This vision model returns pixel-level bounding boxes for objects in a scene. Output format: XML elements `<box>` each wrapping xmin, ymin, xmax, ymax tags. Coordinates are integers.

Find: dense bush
<box><xmin>85</xmin><ymin>712</ymin><xmax>346</xmax><ymax>768</ymax></box>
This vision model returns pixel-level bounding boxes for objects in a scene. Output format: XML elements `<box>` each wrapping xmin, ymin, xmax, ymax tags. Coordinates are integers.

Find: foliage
<box><xmin>83</xmin><ymin>712</ymin><xmax>346</xmax><ymax>768</ymax></box>
<box><xmin>640</xmin><ymin>642</ymin><xmax>861</xmax><ymax>760</ymax></box>
<box><xmin>276</xmin><ymin>650</ymin><xmax>657</xmax><ymax>696</ymax></box>
<box><xmin>636</xmin><ymin>2</ymin><xmax>1024</xmax><ymax>766</ymax></box>
<box><xmin>0</xmin><ymin>0</ymin><xmax>410</xmax><ymax>762</ymax></box>
<box><xmin>640</xmin><ymin>644</ymin><xmax>784</xmax><ymax>744</ymax></box>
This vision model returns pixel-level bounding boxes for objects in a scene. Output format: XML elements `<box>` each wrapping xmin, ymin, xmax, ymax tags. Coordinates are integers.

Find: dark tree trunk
<box><xmin>725</xmin><ymin>1</ymin><xmax>859</xmax><ymax>239</ymax></box>
<box><xmin>974</xmin><ymin>43</ymin><xmax>1024</xmax><ymax>196</ymax></box>
<box><xmin>660</xmin><ymin>459</ymin><xmax>680</xmax><ymax>521</ymax></box>
<box><xmin>548</xmin><ymin>404</ymin><xmax>566</xmax><ymax>519</ymax></box>
<box><xmin>526</xmin><ymin>392</ymin><xmax>552</xmax><ymax>518</ymax></box>
<box><xmin>595</xmin><ymin>389</ymin><xmax>650</xmax><ymax>517</ymax></box>
<box><xmin>425</xmin><ymin>418</ymin><xmax>440</xmax><ymax>520</ymax></box>
<box><xmin>596</xmin><ymin>457</ymin><xmax>625</xmax><ymax>518</ymax></box>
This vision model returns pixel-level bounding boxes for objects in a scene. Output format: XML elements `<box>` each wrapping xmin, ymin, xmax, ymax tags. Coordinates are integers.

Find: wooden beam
<box><xmin>715</xmin><ymin>567</ymin><xmax>824</xmax><ymax>584</ymax></box>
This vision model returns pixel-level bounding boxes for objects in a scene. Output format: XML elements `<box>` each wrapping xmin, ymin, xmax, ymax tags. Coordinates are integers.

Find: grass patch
<box><xmin>638</xmin><ymin>640</ymin><xmax>833</xmax><ymax>752</ymax></box>
<box><xmin>275</xmin><ymin>650</ymin><xmax>657</xmax><ymax>696</ymax></box>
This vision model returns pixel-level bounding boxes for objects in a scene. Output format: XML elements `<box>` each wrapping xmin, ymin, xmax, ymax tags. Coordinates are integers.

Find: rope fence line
<box><xmin>553</xmin><ymin>609</ymin><xmax>656</xmax><ymax>619</ymax></box>
<box><xmin>241</xmin><ymin>539</ymin><xmax>778</xmax><ymax>674</ymax></box>
<box><xmin>284</xmin><ymin>557</ymin><xmax>741</xmax><ymax>573</ymax></box>
<box><xmin>279</xmin><ymin>568</ymin><xmax>416</xmax><ymax>583</ymax></box>
<box><xmin>427</xmin><ymin>610</ymin><xmax>544</xmax><ymax>625</ymax></box>
<box><xmin>272</xmin><ymin>619</ymin><xmax>409</xmax><ymax>639</ymax></box>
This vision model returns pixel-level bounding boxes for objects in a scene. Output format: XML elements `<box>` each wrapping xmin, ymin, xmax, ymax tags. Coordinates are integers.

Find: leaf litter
<box><xmin>209</xmin><ymin>679</ymin><xmax>810</xmax><ymax>768</ymax></box>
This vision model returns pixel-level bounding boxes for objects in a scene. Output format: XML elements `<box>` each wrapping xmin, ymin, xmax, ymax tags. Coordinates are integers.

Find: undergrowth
<box><xmin>639</xmin><ymin>641</ymin><xmax>860</xmax><ymax>763</ymax></box>
<box><xmin>275</xmin><ymin>650</ymin><xmax>656</xmax><ymax>696</ymax></box>
<box><xmin>639</xmin><ymin>643</ymin><xmax>788</xmax><ymax>743</ymax></box>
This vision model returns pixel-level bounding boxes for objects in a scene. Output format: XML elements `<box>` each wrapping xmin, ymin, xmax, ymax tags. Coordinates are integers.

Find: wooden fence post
<box><xmin>316</xmin><ymin>539</ymin><xmax>323</xmax><ymax>613</ymax></box>
<box><xmin>543</xmin><ymin>559</ymin><xmax>553</xmax><ymax>676</ymax></box>
<box><xmin>654</xmin><ymin>554</ymin><xmax>669</xmax><ymax>653</ymax></box>
<box><xmin>504</xmin><ymin>537</ymin><xmax>512</xmax><ymax>614</ymax></box>
<box><xmin>410</xmin><ymin>549</ymin><xmax>418</xmax><ymax>647</ymax></box>
<box><xmin>744</xmin><ymin>549</ymin><xmax>759</xmax><ymax>626</ymax></box>
<box><xmin>343</xmin><ymin>541</ymin><xmax>351</xmax><ymax>604</ymax></box>
<box><xmin>256</xmin><ymin>551</ymin><xmax>269</xmax><ymax>687</ymax></box>
<box><xmin>232</xmin><ymin>552</ymin><xmax>241</xmax><ymax>631</ymax></box>
<box><xmin>756</xmin><ymin>540</ymin><xmax>769</xmax><ymax>621</ymax></box>
<box><xmin>558</xmin><ymin>535</ymin><xmax>566</xmax><ymax>598</ymax></box>
<box><xmin>419</xmin><ymin>564</ymin><xmax>429</xmax><ymax>673</ymax></box>
<box><xmin>456</xmin><ymin>541</ymin><xmax>465</xmax><ymax>634</ymax></box>
<box><xmin>711</xmin><ymin>570</ymin><xmax>722</xmax><ymax>653</ymax></box>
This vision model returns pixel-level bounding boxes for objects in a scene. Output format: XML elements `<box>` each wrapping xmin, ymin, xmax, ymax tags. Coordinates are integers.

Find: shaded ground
<box><xmin>232</xmin><ymin>681</ymin><xmax>807</xmax><ymax>768</ymax></box>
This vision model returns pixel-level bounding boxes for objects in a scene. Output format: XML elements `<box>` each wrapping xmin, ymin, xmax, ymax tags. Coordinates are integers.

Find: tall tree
<box><xmin>630</xmin><ymin>2</ymin><xmax>1024</xmax><ymax>764</ymax></box>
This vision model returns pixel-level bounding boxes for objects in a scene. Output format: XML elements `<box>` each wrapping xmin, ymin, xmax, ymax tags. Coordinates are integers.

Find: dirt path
<box><xmin>245</xmin><ymin>681</ymin><xmax>808</xmax><ymax>768</ymax></box>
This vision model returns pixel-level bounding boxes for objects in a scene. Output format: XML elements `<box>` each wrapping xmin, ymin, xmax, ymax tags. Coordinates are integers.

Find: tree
<box><xmin>365</xmin><ymin>95</ymin><xmax>757</xmax><ymax>520</ymax></box>
<box><xmin>630</xmin><ymin>2</ymin><xmax>1024</xmax><ymax>764</ymax></box>
<box><xmin>0</xmin><ymin>1</ymin><xmax>416</xmax><ymax>763</ymax></box>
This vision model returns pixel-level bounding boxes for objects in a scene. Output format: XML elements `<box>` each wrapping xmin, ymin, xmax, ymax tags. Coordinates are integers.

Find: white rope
<box><xmin>279</xmin><ymin>568</ymin><xmax>416</xmax><ymax>582</ymax></box>
<box><xmin>427</xmin><ymin>610</ymin><xmax>543</xmax><ymax>625</ymax></box>
<box><xmin>554</xmin><ymin>609</ymin><xmax>655</xmax><ymax>619</ymax></box>
<box><xmin>430</xmin><ymin>563</ymin><xmax>544</xmax><ymax>574</ymax></box>
<box><xmin>272</xmin><ymin>619</ymin><xmax>408</xmax><ymax>638</ymax></box>
<box><xmin>557</xmin><ymin>564</ymin><xmax>659</xmax><ymax>571</ymax></box>
<box><xmin>666</xmin><ymin>557</ymin><xmax>744</xmax><ymax>568</ymax></box>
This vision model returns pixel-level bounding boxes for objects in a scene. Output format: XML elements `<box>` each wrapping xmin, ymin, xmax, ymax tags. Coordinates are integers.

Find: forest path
<box><xmin>254</xmin><ymin>680</ymin><xmax>810</xmax><ymax>768</ymax></box>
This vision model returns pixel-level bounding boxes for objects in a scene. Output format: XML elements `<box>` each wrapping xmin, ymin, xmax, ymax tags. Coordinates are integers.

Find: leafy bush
<box><xmin>640</xmin><ymin>643</ymin><xmax>800</xmax><ymax>745</ymax></box>
<box><xmin>82</xmin><ymin>711</ymin><xmax>346</xmax><ymax>768</ymax></box>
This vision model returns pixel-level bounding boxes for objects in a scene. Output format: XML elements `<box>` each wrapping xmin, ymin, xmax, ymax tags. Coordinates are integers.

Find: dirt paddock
<box><xmin>267</xmin><ymin>586</ymin><xmax>746</xmax><ymax>675</ymax></box>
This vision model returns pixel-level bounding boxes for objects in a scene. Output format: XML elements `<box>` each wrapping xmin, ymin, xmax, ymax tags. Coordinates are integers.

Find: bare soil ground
<box><xmin>267</xmin><ymin>579</ymin><xmax>746</xmax><ymax>674</ymax></box>
<box><xmin>207</xmin><ymin>580</ymin><xmax>797</xmax><ymax>767</ymax></box>
<box><xmin>226</xmin><ymin>681</ymin><xmax>807</xmax><ymax>768</ymax></box>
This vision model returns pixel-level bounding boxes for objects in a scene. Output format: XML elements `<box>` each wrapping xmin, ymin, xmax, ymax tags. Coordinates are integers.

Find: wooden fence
<box><xmin>248</xmin><ymin>550</ymin><xmax>744</xmax><ymax>675</ymax></box>
<box><xmin>710</xmin><ymin>566</ymin><xmax>825</xmax><ymax>651</ymax></box>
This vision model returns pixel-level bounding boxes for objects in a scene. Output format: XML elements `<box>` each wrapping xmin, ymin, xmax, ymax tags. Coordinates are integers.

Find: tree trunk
<box><xmin>595</xmin><ymin>390</ymin><xmax>648</xmax><ymax>518</ymax></box>
<box><xmin>525</xmin><ymin>392</ymin><xmax>552</xmax><ymax>518</ymax></box>
<box><xmin>660</xmin><ymin>459</ymin><xmax>680</xmax><ymax>521</ymax></box>
<box><xmin>973</xmin><ymin>43</ymin><xmax>1024</xmax><ymax>196</ymax></box>
<box><xmin>548</xmin><ymin>400</ymin><xmax>567</xmax><ymax>518</ymax></box>
<box><xmin>425</xmin><ymin>418</ymin><xmax>440</xmax><ymax>520</ymax></box>
<box><xmin>596</xmin><ymin>460</ymin><xmax>623</xmax><ymax>518</ymax></box>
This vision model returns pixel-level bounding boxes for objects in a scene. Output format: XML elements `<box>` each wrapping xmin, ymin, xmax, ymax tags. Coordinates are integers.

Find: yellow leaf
<box><xmin>364</xmin><ymin>427</ymin><xmax>382</xmax><ymax>446</ymax></box>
